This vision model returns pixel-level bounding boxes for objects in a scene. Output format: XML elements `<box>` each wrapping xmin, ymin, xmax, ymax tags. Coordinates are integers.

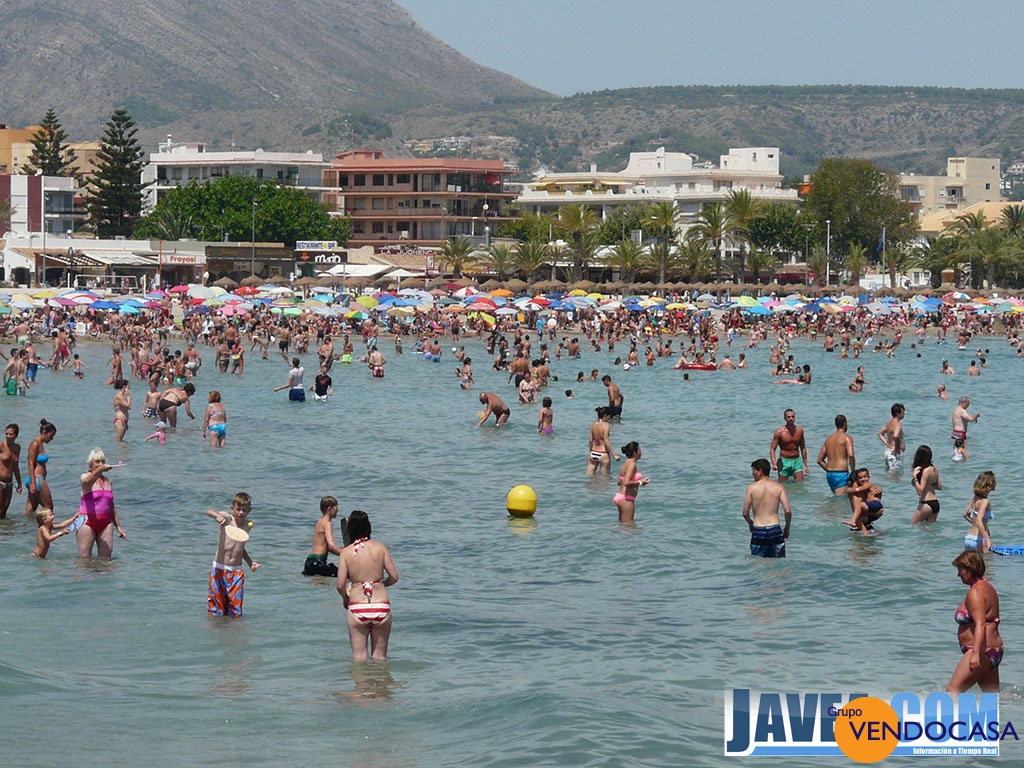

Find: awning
<box><xmin>79</xmin><ymin>251</ymin><xmax>160</xmax><ymax>267</ymax></box>
<box><xmin>323</xmin><ymin>263</ymin><xmax>389</xmax><ymax>277</ymax></box>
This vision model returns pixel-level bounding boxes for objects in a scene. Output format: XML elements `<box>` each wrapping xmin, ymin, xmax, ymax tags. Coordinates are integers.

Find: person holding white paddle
<box><xmin>206</xmin><ymin>492</ymin><xmax>260</xmax><ymax>617</ymax></box>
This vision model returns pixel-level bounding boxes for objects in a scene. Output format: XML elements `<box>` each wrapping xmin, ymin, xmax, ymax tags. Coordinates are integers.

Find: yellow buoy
<box><xmin>506</xmin><ymin>485</ymin><xmax>537</xmax><ymax>518</ymax></box>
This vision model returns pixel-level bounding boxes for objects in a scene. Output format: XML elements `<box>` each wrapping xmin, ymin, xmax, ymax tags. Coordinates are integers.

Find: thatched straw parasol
<box><xmin>503</xmin><ymin>278</ymin><xmax>528</xmax><ymax>292</ymax></box>
<box><xmin>268</xmin><ymin>274</ymin><xmax>291</xmax><ymax>286</ymax></box>
<box><xmin>479</xmin><ymin>278</ymin><xmax>502</xmax><ymax>291</ymax></box>
<box><xmin>316</xmin><ymin>274</ymin><xmax>347</xmax><ymax>287</ymax></box>
<box><xmin>241</xmin><ymin>275</ymin><xmax>264</xmax><ymax>288</ymax></box>
<box><xmin>213</xmin><ymin>276</ymin><xmax>239</xmax><ymax>289</ymax></box>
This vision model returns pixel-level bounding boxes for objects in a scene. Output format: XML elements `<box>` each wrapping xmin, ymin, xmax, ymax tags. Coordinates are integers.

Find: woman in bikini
<box><xmin>948</xmin><ymin>550</ymin><xmax>1002</xmax><ymax>693</ymax></box>
<box><xmin>586</xmin><ymin>406</ymin><xmax>619</xmax><ymax>476</ymax></box>
<box><xmin>157</xmin><ymin>383</ymin><xmax>196</xmax><ymax>429</ymax></box>
<box><xmin>614</xmin><ymin>441</ymin><xmax>649</xmax><ymax>523</ymax></box>
<box><xmin>335</xmin><ymin>510</ymin><xmax>398</xmax><ymax>661</ymax></box>
<box><xmin>113</xmin><ymin>378</ymin><xmax>131</xmax><ymax>442</ymax></box>
<box><xmin>77</xmin><ymin>448</ymin><xmax>126</xmax><ymax>558</ymax></box>
<box><xmin>911</xmin><ymin>444</ymin><xmax>942</xmax><ymax>523</ymax></box>
<box><xmin>24</xmin><ymin>419</ymin><xmax>56</xmax><ymax>516</ymax></box>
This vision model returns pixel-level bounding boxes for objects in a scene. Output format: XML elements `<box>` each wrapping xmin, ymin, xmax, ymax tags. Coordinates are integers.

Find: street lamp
<box><xmin>36</xmin><ymin>170</ymin><xmax>46</xmax><ymax>287</ymax></box>
<box><xmin>825</xmin><ymin>219</ymin><xmax>831</xmax><ymax>285</ymax></box>
<box><xmin>438</xmin><ymin>205</ymin><xmax>447</xmax><ymax>246</ymax></box>
<box><xmin>250</xmin><ymin>199</ymin><xmax>257</xmax><ymax>277</ymax></box>
<box><xmin>803</xmin><ymin>223</ymin><xmax>813</xmax><ymax>262</ymax></box>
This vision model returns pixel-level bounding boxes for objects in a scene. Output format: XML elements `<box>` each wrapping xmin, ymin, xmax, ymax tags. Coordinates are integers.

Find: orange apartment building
<box><xmin>322</xmin><ymin>150</ymin><xmax>517</xmax><ymax>248</ymax></box>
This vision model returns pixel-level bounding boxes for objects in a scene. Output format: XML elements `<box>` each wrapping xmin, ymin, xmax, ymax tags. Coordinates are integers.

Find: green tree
<box><xmin>604</xmin><ymin>238</ymin><xmax>646</xmax><ymax>284</ymax></box>
<box><xmin>484</xmin><ymin>243</ymin><xmax>517</xmax><ymax>281</ymax></box>
<box><xmin>687</xmin><ymin>202</ymin><xmax>736</xmax><ymax>285</ymax></box>
<box><xmin>916</xmin><ymin>236</ymin><xmax>958</xmax><ymax>288</ymax></box>
<box><xmin>880</xmin><ymin>240</ymin><xmax>915</xmax><ymax>289</ymax></box>
<box><xmin>800</xmin><ymin>157</ymin><xmax>917</xmax><ymax>259</ymax></box>
<box><xmin>512</xmin><ymin>240</ymin><xmax>551</xmax><ymax>282</ymax></box>
<box><xmin>594</xmin><ymin>204</ymin><xmax>654</xmax><ymax>245</ymax></box>
<box><xmin>134</xmin><ymin>175</ymin><xmax>351</xmax><ymax>246</ymax></box>
<box><xmin>557</xmin><ymin>204</ymin><xmax>598</xmax><ymax>281</ymax></box>
<box><xmin>21</xmin><ymin>108</ymin><xmax>77</xmax><ymax>177</ymax></box>
<box><xmin>748</xmin><ymin>202</ymin><xmax>804</xmax><ymax>257</ymax></box>
<box><xmin>647</xmin><ymin>201</ymin><xmax>681</xmax><ymax>284</ymax></box>
<box><xmin>949</xmin><ymin>211</ymin><xmax>987</xmax><ymax>288</ymax></box>
<box><xmin>808</xmin><ymin>247</ymin><xmax>829</xmax><ymax>287</ymax></box>
<box><xmin>497</xmin><ymin>208</ymin><xmax>556</xmax><ymax>243</ymax></box>
<box><xmin>438</xmin><ymin>237</ymin><xmax>479</xmax><ymax>279</ymax></box>
<box><xmin>87</xmin><ymin>109</ymin><xmax>148</xmax><ymax>238</ymax></box>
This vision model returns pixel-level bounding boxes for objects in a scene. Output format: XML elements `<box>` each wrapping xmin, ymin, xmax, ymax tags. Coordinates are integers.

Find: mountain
<box><xmin>0</xmin><ymin>0</ymin><xmax>551</xmax><ymax>151</ymax></box>
<box><xmin>393</xmin><ymin>85</ymin><xmax>1024</xmax><ymax>178</ymax></box>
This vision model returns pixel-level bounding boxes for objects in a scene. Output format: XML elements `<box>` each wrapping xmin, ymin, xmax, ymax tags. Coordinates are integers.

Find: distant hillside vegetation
<box><xmin>394</xmin><ymin>85</ymin><xmax>1024</xmax><ymax>177</ymax></box>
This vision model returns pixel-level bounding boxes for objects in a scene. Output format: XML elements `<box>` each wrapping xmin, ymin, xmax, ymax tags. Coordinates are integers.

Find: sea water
<box><xmin>1</xmin><ymin>330</ymin><xmax>1020</xmax><ymax>767</ymax></box>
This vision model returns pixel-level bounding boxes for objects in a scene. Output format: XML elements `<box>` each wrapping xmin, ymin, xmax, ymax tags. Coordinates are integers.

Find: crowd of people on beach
<box><xmin>0</xmin><ymin>286</ymin><xmax>1014</xmax><ymax>676</ymax></box>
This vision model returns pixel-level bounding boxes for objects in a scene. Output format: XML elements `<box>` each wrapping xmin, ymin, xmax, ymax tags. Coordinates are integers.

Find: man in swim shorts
<box><xmin>302</xmin><ymin>496</ymin><xmax>342</xmax><ymax>577</ymax></box>
<box><xmin>476</xmin><ymin>392</ymin><xmax>510</xmax><ymax>427</ymax></box>
<box><xmin>951</xmin><ymin>396</ymin><xmax>979</xmax><ymax>443</ymax></box>
<box><xmin>769</xmin><ymin>408</ymin><xmax>809</xmax><ymax>483</ymax></box>
<box><xmin>877</xmin><ymin>402</ymin><xmax>905</xmax><ymax>472</ymax></box>
<box><xmin>602</xmin><ymin>375</ymin><xmax>624</xmax><ymax>421</ymax></box>
<box><xmin>742</xmin><ymin>458</ymin><xmax>792</xmax><ymax>558</ymax></box>
<box><xmin>206</xmin><ymin>492</ymin><xmax>260</xmax><ymax>617</ymax></box>
<box><xmin>817</xmin><ymin>414</ymin><xmax>855</xmax><ymax>496</ymax></box>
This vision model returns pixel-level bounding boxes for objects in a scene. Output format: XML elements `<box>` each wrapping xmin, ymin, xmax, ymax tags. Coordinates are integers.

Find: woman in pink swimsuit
<box><xmin>336</xmin><ymin>510</ymin><xmax>398</xmax><ymax>661</ymax></box>
<box><xmin>614</xmin><ymin>441</ymin><xmax>649</xmax><ymax>523</ymax></box>
<box><xmin>76</xmin><ymin>448</ymin><xmax>127</xmax><ymax>558</ymax></box>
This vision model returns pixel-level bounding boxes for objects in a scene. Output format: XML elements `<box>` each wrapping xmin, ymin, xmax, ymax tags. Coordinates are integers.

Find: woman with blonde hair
<box><xmin>77</xmin><ymin>448</ymin><xmax>126</xmax><ymax>558</ymax></box>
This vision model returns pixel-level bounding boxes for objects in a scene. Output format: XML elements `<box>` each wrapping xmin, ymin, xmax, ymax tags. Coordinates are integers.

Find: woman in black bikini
<box><xmin>157</xmin><ymin>383</ymin><xmax>196</xmax><ymax>429</ymax></box>
<box><xmin>911</xmin><ymin>444</ymin><xmax>942</xmax><ymax>523</ymax></box>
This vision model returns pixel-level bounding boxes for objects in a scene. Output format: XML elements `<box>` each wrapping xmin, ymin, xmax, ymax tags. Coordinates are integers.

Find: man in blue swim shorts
<box><xmin>817</xmin><ymin>414</ymin><xmax>855</xmax><ymax>496</ymax></box>
<box><xmin>742</xmin><ymin>458</ymin><xmax>792</xmax><ymax>558</ymax></box>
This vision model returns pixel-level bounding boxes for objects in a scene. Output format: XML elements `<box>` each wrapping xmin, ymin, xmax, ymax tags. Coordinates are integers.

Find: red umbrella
<box><xmin>169</xmin><ymin>285</ymin><xmax>190</xmax><ymax>293</ymax></box>
<box><xmin>234</xmin><ymin>285</ymin><xmax>259</xmax><ymax>296</ymax></box>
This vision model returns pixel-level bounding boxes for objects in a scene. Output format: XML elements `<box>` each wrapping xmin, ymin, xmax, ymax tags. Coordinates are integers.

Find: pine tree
<box><xmin>87</xmin><ymin>109</ymin><xmax>148</xmax><ymax>238</ymax></box>
<box><xmin>21</xmin><ymin>108</ymin><xmax>78</xmax><ymax>177</ymax></box>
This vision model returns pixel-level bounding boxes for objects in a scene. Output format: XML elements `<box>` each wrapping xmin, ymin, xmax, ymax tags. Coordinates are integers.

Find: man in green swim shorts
<box><xmin>769</xmin><ymin>408</ymin><xmax>809</xmax><ymax>483</ymax></box>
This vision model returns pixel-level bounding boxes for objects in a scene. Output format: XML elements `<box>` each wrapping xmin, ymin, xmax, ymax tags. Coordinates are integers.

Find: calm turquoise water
<box><xmin>1</xmin><ymin>329</ymin><xmax>1021</xmax><ymax>767</ymax></box>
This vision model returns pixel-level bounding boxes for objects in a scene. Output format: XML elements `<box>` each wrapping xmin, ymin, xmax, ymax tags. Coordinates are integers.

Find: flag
<box><xmin>877</xmin><ymin>226</ymin><xmax>886</xmax><ymax>253</ymax></box>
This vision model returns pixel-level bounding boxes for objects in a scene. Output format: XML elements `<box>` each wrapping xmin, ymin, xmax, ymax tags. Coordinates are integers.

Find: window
<box><xmin>351</xmin><ymin>198</ymin><xmax>366</xmax><ymax>210</ymax></box>
<box><xmin>372</xmin><ymin>174</ymin><xmax>385</xmax><ymax>186</ymax></box>
<box><xmin>396</xmin><ymin>173</ymin><xmax>410</xmax><ymax>184</ymax></box>
<box><xmin>372</xmin><ymin>222</ymin><xmax>384</xmax><ymax>234</ymax></box>
<box><xmin>354</xmin><ymin>174</ymin><xmax>366</xmax><ymax>186</ymax></box>
<box><xmin>387</xmin><ymin>174</ymin><xmax>393</xmax><ymax>186</ymax></box>
<box><xmin>985</xmin><ymin>183</ymin><xmax>991</xmax><ymax>190</ymax></box>
<box><xmin>339</xmin><ymin>174</ymin><xmax>349</xmax><ymax>187</ymax></box>
<box><xmin>171</xmin><ymin>168</ymin><xmax>183</xmax><ymax>180</ymax></box>
<box><xmin>372</xmin><ymin>198</ymin><xmax>385</xmax><ymax>210</ymax></box>
<box><xmin>352</xmin><ymin>221</ymin><xmax>365</xmax><ymax>234</ymax></box>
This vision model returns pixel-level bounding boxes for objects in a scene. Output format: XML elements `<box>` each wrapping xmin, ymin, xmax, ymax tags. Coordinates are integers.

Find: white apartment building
<box><xmin>899</xmin><ymin>157</ymin><xmax>1001</xmax><ymax>218</ymax></box>
<box><xmin>517</xmin><ymin>146</ymin><xmax>798</xmax><ymax>224</ymax></box>
<box><xmin>141</xmin><ymin>137</ymin><xmax>327</xmax><ymax>212</ymax></box>
<box><xmin>0</xmin><ymin>173</ymin><xmax>78</xmax><ymax>238</ymax></box>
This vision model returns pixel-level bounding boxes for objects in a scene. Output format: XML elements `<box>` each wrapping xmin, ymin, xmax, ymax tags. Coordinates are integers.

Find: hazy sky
<box><xmin>398</xmin><ymin>0</ymin><xmax>1019</xmax><ymax>96</ymax></box>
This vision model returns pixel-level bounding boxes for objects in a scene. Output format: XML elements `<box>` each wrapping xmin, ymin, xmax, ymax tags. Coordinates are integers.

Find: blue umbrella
<box><xmin>90</xmin><ymin>300</ymin><xmax>120</xmax><ymax>310</ymax></box>
<box><xmin>744</xmin><ymin>305</ymin><xmax>771</xmax><ymax>315</ymax></box>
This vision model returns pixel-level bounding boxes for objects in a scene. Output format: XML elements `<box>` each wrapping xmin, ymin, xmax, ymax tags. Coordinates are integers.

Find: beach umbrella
<box><xmin>310</xmin><ymin>293</ymin><xmax>336</xmax><ymax>303</ymax></box>
<box><xmin>345</xmin><ymin>309</ymin><xmax>369</xmax><ymax>320</ymax></box>
<box><xmin>234</xmin><ymin>285</ymin><xmax>260</xmax><ymax>296</ymax></box>
<box><xmin>0</xmin><ymin>305</ymin><xmax>10</xmax><ymax>315</ymax></box>
<box><xmin>496</xmin><ymin>307</ymin><xmax>520</xmax><ymax>316</ymax></box>
<box><xmin>385</xmin><ymin>306</ymin><xmax>415</xmax><ymax>317</ymax></box>
<box><xmin>146</xmin><ymin>290</ymin><xmax>168</xmax><ymax>298</ymax></box>
<box><xmin>168</xmin><ymin>285</ymin><xmax>190</xmax><ymax>293</ymax></box>
<box><xmin>90</xmin><ymin>300</ymin><xmax>120</xmax><ymax>310</ymax></box>
<box><xmin>734</xmin><ymin>295</ymin><xmax>759</xmax><ymax>307</ymax></box>
<box><xmin>744</xmin><ymin>305</ymin><xmax>771</xmax><ymax>315</ymax></box>
<box><xmin>355</xmin><ymin>295</ymin><xmax>378</xmax><ymax>309</ymax></box>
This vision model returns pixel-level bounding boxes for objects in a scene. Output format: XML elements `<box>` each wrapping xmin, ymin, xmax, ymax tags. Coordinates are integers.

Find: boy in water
<box><xmin>31</xmin><ymin>508</ymin><xmax>77</xmax><ymax>558</ymax></box>
<box><xmin>841</xmin><ymin>468</ymin><xmax>884</xmax><ymax>533</ymax></box>
<box><xmin>302</xmin><ymin>495</ymin><xmax>342</xmax><ymax>577</ymax></box>
<box><xmin>206</xmin><ymin>492</ymin><xmax>260</xmax><ymax>616</ymax></box>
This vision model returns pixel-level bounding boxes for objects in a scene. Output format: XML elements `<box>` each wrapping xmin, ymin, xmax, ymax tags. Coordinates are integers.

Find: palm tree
<box><xmin>1000</xmin><ymin>204</ymin><xmax>1024</xmax><ymax>239</ymax></box>
<box><xmin>557</xmin><ymin>203</ymin><xmax>598</xmax><ymax>282</ymax></box>
<box><xmin>916</xmin><ymin>236</ymin><xmax>958</xmax><ymax>288</ymax></box>
<box><xmin>605</xmin><ymin>239</ymin><xmax>646</xmax><ymax>284</ymax></box>
<box><xmin>512</xmin><ymin>240</ymin><xmax>551</xmax><ymax>283</ymax></box>
<box><xmin>647</xmin><ymin>200</ymin><xmax>681</xmax><ymax>284</ymax></box>
<box><xmin>677</xmin><ymin>240</ymin><xmax>714</xmax><ymax>282</ymax></box>
<box><xmin>438</xmin><ymin>237</ymin><xmax>479</xmax><ymax>279</ymax></box>
<box><xmin>725</xmin><ymin>188</ymin><xmax>763</xmax><ymax>275</ymax></box>
<box><xmin>973</xmin><ymin>227</ymin><xmax>1011</xmax><ymax>289</ymax></box>
<box><xmin>485</xmin><ymin>243</ymin><xmax>517</xmax><ymax>281</ymax></box>
<box><xmin>843</xmin><ymin>243</ymin><xmax>869</xmax><ymax>284</ymax></box>
<box><xmin>148</xmin><ymin>206</ymin><xmax>195</xmax><ymax>241</ymax></box>
<box><xmin>808</xmin><ymin>247</ymin><xmax>829</xmax><ymax>287</ymax></box>
<box><xmin>881</xmin><ymin>241</ymin><xmax>915</xmax><ymax>289</ymax></box>
<box><xmin>746</xmin><ymin>246</ymin><xmax>776</xmax><ymax>284</ymax></box>
<box><xmin>687</xmin><ymin>202</ymin><xmax>736</xmax><ymax>288</ymax></box>
<box><xmin>949</xmin><ymin>212</ymin><xmax>987</xmax><ymax>289</ymax></box>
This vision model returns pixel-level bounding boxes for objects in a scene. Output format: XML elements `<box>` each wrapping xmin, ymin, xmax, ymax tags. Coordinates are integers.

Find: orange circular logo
<box><xmin>833</xmin><ymin>696</ymin><xmax>900</xmax><ymax>763</ymax></box>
